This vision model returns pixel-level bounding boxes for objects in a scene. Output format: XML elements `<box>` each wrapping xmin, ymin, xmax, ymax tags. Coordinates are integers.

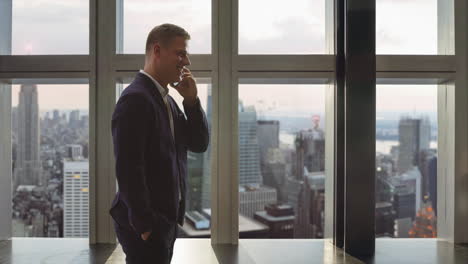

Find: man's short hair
<box><xmin>145</xmin><ymin>24</ymin><xmax>191</xmax><ymax>55</ymax></box>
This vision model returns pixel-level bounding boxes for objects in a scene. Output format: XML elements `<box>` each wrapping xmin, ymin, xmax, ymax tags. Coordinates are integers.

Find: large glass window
<box><xmin>10</xmin><ymin>0</ymin><xmax>89</xmax><ymax>55</ymax></box>
<box><xmin>118</xmin><ymin>77</ymin><xmax>212</xmax><ymax>238</ymax></box>
<box><xmin>10</xmin><ymin>81</ymin><xmax>89</xmax><ymax>238</ymax></box>
<box><xmin>238</xmin><ymin>81</ymin><xmax>326</xmax><ymax>238</ymax></box>
<box><xmin>238</xmin><ymin>0</ymin><xmax>326</xmax><ymax>54</ymax></box>
<box><xmin>376</xmin><ymin>85</ymin><xmax>437</xmax><ymax>238</ymax></box>
<box><xmin>376</xmin><ymin>0</ymin><xmax>437</xmax><ymax>54</ymax></box>
<box><xmin>122</xmin><ymin>0</ymin><xmax>211</xmax><ymax>54</ymax></box>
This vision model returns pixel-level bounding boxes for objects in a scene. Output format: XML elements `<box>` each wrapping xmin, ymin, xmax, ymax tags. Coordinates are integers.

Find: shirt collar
<box><xmin>139</xmin><ymin>69</ymin><xmax>169</xmax><ymax>98</ymax></box>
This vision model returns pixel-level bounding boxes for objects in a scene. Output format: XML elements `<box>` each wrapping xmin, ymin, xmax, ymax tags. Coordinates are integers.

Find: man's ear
<box><xmin>153</xmin><ymin>43</ymin><xmax>161</xmax><ymax>58</ymax></box>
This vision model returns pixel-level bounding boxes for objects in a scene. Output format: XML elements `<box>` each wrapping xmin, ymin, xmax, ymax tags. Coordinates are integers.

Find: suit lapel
<box><xmin>136</xmin><ymin>73</ymin><xmax>176</xmax><ymax>145</ymax></box>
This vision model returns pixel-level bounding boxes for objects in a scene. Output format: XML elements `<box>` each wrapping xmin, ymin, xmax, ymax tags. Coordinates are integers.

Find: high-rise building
<box><xmin>69</xmin><ymin>110</ymin><xmax>80</xmax><ymax>128</ymax></box>
<box><xmin>52</xmin><ymin>109</ymin><xmax>60</xmax><ymax>121</ymax></box>
<box><xmin>294</xmin><ymin>172</ymin><xmax>325</xmax><ymax>238</ymax></box>
<box><xmin>397</xmin><ymin>117</ymin><xmax>431</xmax><ymax>174</ymax></box>
<box><xmin>394</xmin><ymin>190</ymin><xmax>416</xmax><ymax>220</ymax></box>
<box><xmin>238</xmin><ymin>103</ymin><xmax>262</xmax><ymax>185</ymax></box>
<box><xmin>294</xmin><ymin>126</ymin><xmax>325</xmax><ymax>179</ymax></box>
<box><xmin>393</xmin><ymin>167</ymin><xmax>422</xmax><ymax>217</ymax></box>
<box><xmin>254</xmin><ymin>204</ymin><xmax>295</xmax><ymax>238</ymax></box>
<box><xmin>201</xmin><ymin>85</ymin><xmax>212</xmax><ymax>209</ymax></box>
<box><xmin>285</xmin><ymin>176</ymin><xmax>303</xmax><ymax>212</ymax></box>
<box><xmin>14</xmin><ymin>84</ymin><xmax>42</xmax><ymax>188</ymax></box>
<box><xmin>187</xmin><ymin>151</ymin><xmax>204</xmax><ymax>211</ymax></box>
<box><xmin>427</xmin><ymin>157</ymin><xmax>437</xmax><ymax>214</ymax></box>
<box><xmin>239</xmin><ymin>185</ymin><xmax>277</xmax><ymax>218</ymax></box>
<box><xmin>63</xmin><ymin>159</ymin><xmax>89</xmax><ymax>238</ymax></box>
<box><xmin>375</xmin><ymin>202</ymin><xmax>395</xmax><ymax>237</ymax></box>
<box><xmin>30</xmin><ymin>209</ymin><xmax>45</xmax><ymax>237</ymax></box>
<box><xmin>418</xmin><ymin>149</ymin><xmax>437</xmax><ymax>207</ymax></box>
<box><xmin>262</xmin><ymin>149</ymin><xmax>287</xmax><ymax>202</ymax></box>
<box><xmin>66</xmin><ymin>144</ymin><xmax>83</xmax><ymax>160</ymax></box>
<box><xmin>257</xmin><ymin>120</ymin><xmax>280</xmax><ymax>164</ymax></box>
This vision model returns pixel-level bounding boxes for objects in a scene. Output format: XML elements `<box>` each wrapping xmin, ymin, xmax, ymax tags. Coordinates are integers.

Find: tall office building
<box><xmin>254</xmin><ymin>204</ymin><xmax>295</xmax><ymax>238</ymax></box>
<box><xmin>187</xmin><ymin>151</ymin><xmax>204</xmax><ymax>211</ymax></box>
<box><xmin>285</xmin><ymin>176</ymin><xmax>303</xmax><ymax>212</ymax></box>
<box><xmin>294</xmin><ymin>129</ymin><xmax>325</xmax><ymax>179</ymax></box>
<box><xmin>393</xmin><ymin>167</ymin><xmax>422</xmax><ymax>217</ymax></box>
<box><xmin>375</xmin><ymin>202</ymin><xmax>395</xmax><ymax>237</ymax></box>
<box><xmin>239</xmin><ymin>185</ymin><xmax>277</xmax><ymax>218</ymax></box>
<box><xmin>294</xmin><ymin>172</ymin><xmax>325</xmax><ymax>238</ymax></box>
<box><xmin>14</xmin><ymin>84</ymin><xmax>42</xmax><ymax>188</ymax></box>
<box><xmin>238</xmin><ymin>103</ymin><xmax>262</xmax><ymax>185</ymax></box>
<box><xmin>427</xmin><ymin>156</ymin><xmax>437</xmax><ymax>214</ymax></box>
<box><xmin>201</xmin><ymin>85</ymin><xmax>212</xmax><ymax>208</ymax></box>
<box><xmin>397</xmin><ymin>117</ymin><xmax>431</xmax><ymax>174</ymax></box>
<box><xmin>257</xmin><ymin>120</ymin><xmax>280</xmax><ymax>164</ymax></box>
<box><xmin>63</xmin><ymin>159</ymin><xmax>89</xmax><ymax>238</ymax></box>
<box><xmin>418</xmin><ymin>149</ymin><xmax>437</xmax><ymax>206</ymax></box>
<box><xmin>66</xmin><ymin>144</ymin><xmax>83</xmax><ymax>160</ymax></box>
<box><xmin>69</xmin><ymin>110</ymin><xmax>81</xmax><ymax>129</ymax></box>
<box><xmin>262</xmin><ymin>148</ymin><xmax>287</xmax><ymax>202</ymax></box>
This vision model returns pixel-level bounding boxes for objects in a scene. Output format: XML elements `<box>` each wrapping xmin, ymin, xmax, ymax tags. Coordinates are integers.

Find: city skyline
<box><xmin>9</xmin><ymin>82</ymin><xmax>438</xmax><ymax>239</ymax></box>
<box><xmin>11</xmin><ymin>84</ymin><xmax>439</xmax><ymax>116</ymax></box>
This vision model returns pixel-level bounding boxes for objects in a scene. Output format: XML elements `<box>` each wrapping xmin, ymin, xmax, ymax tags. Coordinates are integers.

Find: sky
<box><xmin>7</xmin><ymin>0</ymin><xmax>439</xmax><ymax>113</ymax></box>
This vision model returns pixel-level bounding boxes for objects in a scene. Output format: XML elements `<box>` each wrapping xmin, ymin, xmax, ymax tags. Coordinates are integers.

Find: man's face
<box><xmin>156</xmin><ymin>36</ymin><xmax>191</xmax><ymax>84</ymax></box>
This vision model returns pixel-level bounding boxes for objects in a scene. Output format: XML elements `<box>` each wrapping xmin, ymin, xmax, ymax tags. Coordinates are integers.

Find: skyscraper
<box><xmin>63</xmin><ymin>159</ymin><xmax>89</xmax><ymax>238</ymax></box>
<box><xmin>187</xmin><ymin>151</ymin><xmax>204</xmax><ymax>211</ymax></box>
<box><xmin>294</xmin><ymin>127</ymin><xmax>325</xmax><ymax>179</ymax></box>
<box><xmin>66</xmin><ymin>144</ymin><xmax>83</xmax><ymax>160</ymax></box>
<box><xmin>201</xmin><ymin>85</ymin><xmax>212</xmax><ymax>209</ymax></box>
<box><xmin>69</xmin><ymin>110</ymin><xmax>80</xmax><ymax>129</ymax></box>
<box><xmin>14</xmin><ymin>84</ymin><xmax>42</xmax><ymax>188</ymax></box>
<box><xmin>294</xmin><ymin>172</ymin><xmax>325</xmax><ymax>238</ymax></box>
<box><xmin>239</xmin><ymin>185</ymin><xmax>277</xmax><ymax>218</ymax></box>
<box><xmin>397</xmin><ymin>117</ymin><xmax>431</xmax><ymax>174</ymax></box>
<box><xmin>262</xmin><ymin>148</ymin><xmax>287</xmax><ymax>202</ymax></box>
<box><xmin>238</xmin><ymin>103</ymin><xmax>262</xmax><ymax>185</ymax></box>
<box><xmin>257</xmin><ymin>120</ymin><xmax>280</xmax><ymax>165</ymax></box>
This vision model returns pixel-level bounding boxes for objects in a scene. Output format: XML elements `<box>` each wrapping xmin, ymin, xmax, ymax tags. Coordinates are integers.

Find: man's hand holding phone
<box><xmin>170</xmin><ymin>67</ymin><xmax>198</xmax><ymax>106</ymax></box>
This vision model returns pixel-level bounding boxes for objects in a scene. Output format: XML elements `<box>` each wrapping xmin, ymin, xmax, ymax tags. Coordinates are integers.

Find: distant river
<box><xmin>279</xmin><ymin>133</ymin><xmax>437</xmax><ymax>155</ymax></box>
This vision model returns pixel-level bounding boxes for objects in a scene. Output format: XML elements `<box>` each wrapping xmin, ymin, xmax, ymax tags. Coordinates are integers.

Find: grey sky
<box><xmin>11</xmin><ymin>84</ymin><xmax>89</xmax><ymax>109</ymax></box>
<box><xmin>9</xmin><ymin>0</ymin><xmax>439</xmax><ymax>112</ymax></box>
<box><xmin>10</xmin><ymin>0</ymin><xmax>438</xmax><ymax>54</ymax></box>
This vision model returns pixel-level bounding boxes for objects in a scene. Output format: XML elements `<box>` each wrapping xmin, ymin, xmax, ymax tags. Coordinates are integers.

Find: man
<box><xmin>110</xmin><ymin>24</ymin><xmax>209</xmax><ymax>264</ymax></box>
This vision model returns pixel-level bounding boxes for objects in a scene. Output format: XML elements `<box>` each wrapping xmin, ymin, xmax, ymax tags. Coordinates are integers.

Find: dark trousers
<box><xmin>114</xmin><ymin>220</ymin><xmax>178</xmax><ymax>264</ymax></box>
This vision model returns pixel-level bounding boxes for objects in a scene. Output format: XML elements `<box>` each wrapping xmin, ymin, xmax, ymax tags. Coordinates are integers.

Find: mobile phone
<box><xmin>171</xmin><ymin>66</ymin><xmax>187</xmax><ymax>88</ymax></box>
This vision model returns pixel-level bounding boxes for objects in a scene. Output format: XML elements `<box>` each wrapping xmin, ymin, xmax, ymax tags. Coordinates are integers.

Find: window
<box><xmin>238</xmin><ymin>81</ymin><xmax>326</xmax><ymax>238</ymax></box>
<box><xmin>376</xmin><ymin>0</ymin><xmax>437</xmax><ymax>54</ymax></box>
<box><xmin>239</xmin><ymin>0</ymin><xmax>326</xmax><ymax>54</ymax></box>
<box><xmin>8</xmin><ymin>80</ymin><xmax>89</xmax><ymax>238</ymax></box>
<box><xmin>9</xmin><ymin>0</ymin><xmax>89</xmax><ymax>55</ymax></box>
<box><xmin>375</xmin><ymin>84</ymin><xmax>438</xmax><ymax>238</ymax></box>
<box><xmin>122</xmin><ymin>0</ymin><xmax>211</xmax><ymax>54</ymax></box>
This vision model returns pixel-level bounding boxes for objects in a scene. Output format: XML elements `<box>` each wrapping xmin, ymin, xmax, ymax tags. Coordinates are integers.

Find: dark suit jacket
<box><xmin>110</xmin><ymin>72</ymin><xmax>209</xmax><ymax>243</ymax></box>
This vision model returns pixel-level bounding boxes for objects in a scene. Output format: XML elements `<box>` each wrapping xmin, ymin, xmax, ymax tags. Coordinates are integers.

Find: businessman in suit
<box><xmin>110</xmin><ymin>24</ymin><xmax>209</xmax><ymax>264</ymax></box>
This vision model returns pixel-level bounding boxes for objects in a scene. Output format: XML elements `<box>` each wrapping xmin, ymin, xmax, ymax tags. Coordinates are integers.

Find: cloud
<box><xmin>12</xmin><ymin>0</ymin><xmax>88</xmax><ymax>54</ymax></box>
<box><xmin>239</xmin><ymin>17</ymin><xmax>326</xmax><ymax>54</ymax></box>
<box><xmin>376</xmin><ymin>0</ymin><xmax>437</xmax><ymax>54</ymax></box>
<box><xmin>123</xmin><ymin>0</ymin><xmax>211</xmax><ymax>53</ymax></box>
